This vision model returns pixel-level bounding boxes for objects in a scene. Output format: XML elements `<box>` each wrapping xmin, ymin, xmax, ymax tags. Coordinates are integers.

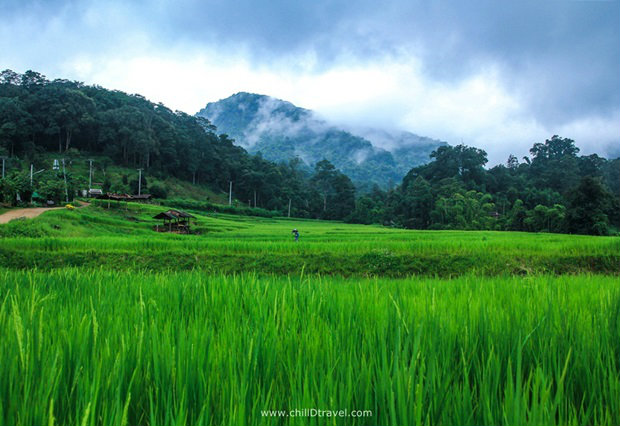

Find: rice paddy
<box><xmin>0</xmin><ymin>204</ymin><xmax>618</xmax><ymax>276</ymax></box>
<box><xmin>0</xmin><ymin>202</ymin><xmax>618</xmax><ymax>425</ymax></box>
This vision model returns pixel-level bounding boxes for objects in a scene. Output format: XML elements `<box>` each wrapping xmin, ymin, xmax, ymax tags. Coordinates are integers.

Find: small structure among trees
<box><xmin>153</xmin><ymin>209</ymin><xmax>195</xmax><ymax>234</ymax></box>
<box><xmin>97</xmin><ymin>193</ymin><xmax>152</xmax><ymax>202</ymax></box>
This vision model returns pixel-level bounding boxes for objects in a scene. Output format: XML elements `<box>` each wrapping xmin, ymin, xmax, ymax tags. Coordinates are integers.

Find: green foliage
<box><xmin>430</xmin><ymin>190</ymin><xmax>495</xmax><ymax>230</ymax></box>
<box><xmin>0</xmin><ymin>171</ymin><xmax>32</xmax><ymax>205</ymax></box>
<box><xmin>129</xmin><ymin>174</ymin><xmax>147</xmax><ymax>194</ymax></box>
<box><xmin>394</xmin><ymin>176</ymin><xmax>433</xmax><ymax>229</ymax></box>
<box><xmin>408</xmin><ymin>144</ymin><xmax>488</xmax><ymax>188</ymax></box>
<box><xmin>346</xmin><ymin>196</ymin><xmax>384</xmax><ymax>225</ymax></box>
<box><xmin>367</xmin><ymin>136</ymin><xmax>619</xmax><ymax>235</ymax></box>
<box><xmin>2</xmin><ymin>70</ymin><xmax>618</xmax><ymax>235</ymax></box>
<box><xmin>0</xmin><ymin>270</ymin><xmax>619</xmax><ymax>425</ymax></box>
<box><xmin>164</xmin><ymin>198</ymin><xmax>277</xmax><ymax>218</ymax></box>
<box><xmin>567</xmin><ymin>176</ymin><xmax>614</xmax><ymax>235</ymax></box>
<box><xmin>148</xmin><ymin>181</ymin><xmax>168</xmax><ymax>199</ymax></box>
<box><xmin>523</xmin><ymin>204</ymin><xmax>566</xmax><ymax>233</ymax></box>
<box><xmin>528</xmin><ymin>135</ymin><xmax>580</xmax><ymax>194</ymax></box>
<box><xmin>310</xmin><ymin>159</ymin><xmax>356</xmax><ymax>220</ymax></box>
<box><xmin>0</xmin><ymin>70</ymin><xmax>359</xmax><ymax>220</ymax></box>
<box><xmin>0</xmin><ymin>202</ymin><xmax>619</xmax><ymax>424</ymax></box>
<box><xmin>0</xmin><ymin>218</ymin><xmax>49</xmax><ymax>237</ymax></box>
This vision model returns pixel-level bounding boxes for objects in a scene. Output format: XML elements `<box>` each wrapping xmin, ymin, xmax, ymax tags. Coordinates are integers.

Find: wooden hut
<box><xmin>153</xmin><ymin>209</ymin><xmax>195</xmax><ymax>233</ymax></box>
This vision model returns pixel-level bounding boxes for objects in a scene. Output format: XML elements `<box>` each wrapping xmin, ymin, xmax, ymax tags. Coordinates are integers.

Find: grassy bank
<box><xmin>1</xmin><ymin>269</ymin><xmax>619</xmax><ymax>426</ymax></box>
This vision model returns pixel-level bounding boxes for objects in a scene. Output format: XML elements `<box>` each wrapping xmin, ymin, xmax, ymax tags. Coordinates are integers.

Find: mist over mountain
<box><xmin>197</xmin><ymin>93</ymin><xmax>446</xmax><ymax>188</ymax></box>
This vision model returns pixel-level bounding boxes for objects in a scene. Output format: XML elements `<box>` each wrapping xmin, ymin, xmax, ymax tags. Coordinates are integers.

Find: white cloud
<box><xmin>1</xmin><ymin>0</ymin><xmax>617</xmax><ymax>166</ymax></box>
<box><xmin>36</xmin><ymin>47</ymin><xmax>620</xmax><ymax>165</ymax></box>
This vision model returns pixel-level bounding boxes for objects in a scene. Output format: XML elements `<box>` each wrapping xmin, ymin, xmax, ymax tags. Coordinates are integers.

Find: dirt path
<box><xmin>0</xmin><ymin>207</ymin><xmax>62</xmax><ymax>224</ymax></box>
<box><xmin>0</xmin><ymin>201</ymin><xmax>89</xmax><ymax>224</ymax></box>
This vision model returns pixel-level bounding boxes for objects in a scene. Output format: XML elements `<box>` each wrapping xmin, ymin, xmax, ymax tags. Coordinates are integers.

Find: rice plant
<box><xmin>0</xmin><ymin>270</ymin><xmax>618</xmax><ymax>425</ymax></box>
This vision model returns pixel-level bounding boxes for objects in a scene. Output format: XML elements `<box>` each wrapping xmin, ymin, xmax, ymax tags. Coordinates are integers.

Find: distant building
<box><xmin>97</xmin><ymin>193</ymin><xmax>152</xmax><ymax>201</ymax></box>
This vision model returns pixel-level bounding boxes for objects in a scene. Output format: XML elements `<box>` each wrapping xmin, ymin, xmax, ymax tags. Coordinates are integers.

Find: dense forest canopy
<box><xmin>1</xmin><ymin>69</ymin><xmax>618</xmax><ymax>235</ymax></box>
<box><xmin>0</xmin><ymin>69</ymin><xmax>355</xmax><ymax>219</ymax></box>
<box><xmin>354</xmin><ymin>138</ymin><xmax>619</xmax><ymax>235</ymax></box>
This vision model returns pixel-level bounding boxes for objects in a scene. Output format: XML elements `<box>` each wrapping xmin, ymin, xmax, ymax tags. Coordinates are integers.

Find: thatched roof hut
<box><xmin>153</xmin><ymin>209</ymin><xmax>195</xmax><ymax>233</ymax></box>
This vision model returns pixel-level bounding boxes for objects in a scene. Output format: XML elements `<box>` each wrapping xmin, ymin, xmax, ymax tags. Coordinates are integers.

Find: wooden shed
<box><xmin>153</xmin><ymin>209</ymin><xmax>195</xmax><ymax>233</ymax></box>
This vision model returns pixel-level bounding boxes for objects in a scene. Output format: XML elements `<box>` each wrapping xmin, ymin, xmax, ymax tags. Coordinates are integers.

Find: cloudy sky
<box><xmin>1</xmin><ymin>0</ymin><xmax>619</xmax><ymax>164</ymax></box>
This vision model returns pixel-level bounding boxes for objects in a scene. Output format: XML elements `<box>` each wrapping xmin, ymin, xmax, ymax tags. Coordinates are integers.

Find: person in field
<box><xmin>292</xmin><ymin>228</ymin><xmax>299</xmax><ymax>242</ymax></box>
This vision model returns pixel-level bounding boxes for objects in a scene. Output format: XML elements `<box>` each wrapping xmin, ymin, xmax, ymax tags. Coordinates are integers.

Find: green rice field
<box><xmin>0</xmin><ymin>202</ymin><xmax>618</xmax><ymax>276</ymax></box>
<box><xmin>0</xmin><ymin>202</ymin><xmax>619</xmax><ymax>425</ymax></box>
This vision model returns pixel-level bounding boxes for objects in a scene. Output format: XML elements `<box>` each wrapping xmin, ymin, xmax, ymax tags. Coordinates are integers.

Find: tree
<box><xmin>401</xmin><ymin>176</ymin><xmax>433</xmax><ymax>229</ymax></box>
<box><xmin>129</xmin><ymin>174</ymin><xmax>148</xmax><ymax>195</ymax></box>
<box><xmin>148</xmin><ymin>181</ymin><xmax>168</xmax><ymax>199</ymax></box>
<box><xmin>429</xmin><ymin>187</ymin><xmax>495</xmax><ymax>230</ymax></box>
<box><xmin>310</xmin><ymin>159</ymin><xmax>355</xmax><ymax>220</ymax></box>
<box><xmin>38</xmin><ymin>174</ymin><xmax>67</xmax><ymax>204</ymax></box>
<box><xmin>413</xmin><ymin>144</ymin><xmax>488</xmax><ymax>189</ymax></box>
<box><xmin>566</xmin><ymin>176</ymin><xmax>613</xmax><ymax>235</ymax></box>
<box><xmin>312</xmin><ymin>159</ymin><xmax>337</xmax><ymax>214</ymax></box>
<box><xmin>507</xmin><ymin>199</ymin><xmax>527</xmax><ymax>231</ymax></box>
<box><xmin>530</xmin><ymin>135</ymin><xmax>579</xmax><ymax>160</ymax></box>
<box><xmin>506</xmin><ymin>154</ymin><xmax>519</xmax><ymax>170</ymax></box>
<box><xmin>347</xmin><ymin>196</ymin><xmax>383</xmax><ymax>224</ymax></box>
<box><xmin>528</xmin><ymin>135</ymin><xmax>580</xmax><ymax>194</ymax></box>
<box><xmin>0</xmin><ymin>171</ymin><xmax>32</xmax><ymax>205</ymax></box>
<box><xmin>0</xmin><ymin>98</ymin><xmax>33</xmax><ymax>156</ymax></box>
<box><xmin>523</xmin><ymin>204</ymin><xmax>566</xmax><ymax>233</ymax></box>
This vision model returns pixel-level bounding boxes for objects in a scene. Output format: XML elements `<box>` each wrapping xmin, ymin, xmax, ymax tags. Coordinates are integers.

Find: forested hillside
<box><xmin>0</xmin><ymin>70</ymin><xmax>356</xmax><ymax>219</ymax></box>
<box><xmin>1</xmin><ymin>70</ymin><xmax>618</xmax><ymax>235</ymax></box>
<box><xmin>197</xmin><ymin>92</ymin><xmax>445</xmax><ymax>189</ymax></box>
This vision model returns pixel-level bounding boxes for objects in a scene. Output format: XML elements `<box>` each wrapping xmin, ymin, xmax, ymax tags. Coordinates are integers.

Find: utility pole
<box><xmin>288</xmin><ymin>198</ymin><xmax>291</xmax><ymax>218</ymax></box>
<box><xmin>87</xmin><ymin>159</ymin><xmax>94</xmax><ymax>190</ymax></box>
<box><xmin>228</xmin><ymin>181</ymin><xmax>232</xmax><ymax>206</ymax></box>
<box><xmin>62</xmin><ymin>159</ymin><xmax>69</xmax><ymax>203</ymax></box>
<box><xmin>29</xmin><ymin>164</ymin><xmax>45</xmax><ymax>203</ymax></box>
<box><xmin>253</xmin><ymin>190</ymin><xmax>257</xmax><ymax>208</ymax></box>
<box><xmin>137</xmin><ymin>168</ymin><xmax>143</xmax><ymax>195</ymax></box>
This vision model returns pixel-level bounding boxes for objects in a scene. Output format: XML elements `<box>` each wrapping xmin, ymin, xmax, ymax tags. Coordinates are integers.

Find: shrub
<box><xmin>149</xmin><ymin>182</ymin><xmax>168</xmax><ymax>199</ymax></box>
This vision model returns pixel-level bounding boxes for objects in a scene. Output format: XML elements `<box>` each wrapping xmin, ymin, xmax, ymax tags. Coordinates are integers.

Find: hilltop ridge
<box><xmin>197</xmin><ymin>92</ymin><xmax>446</xmax><ymax>189</ymax></box>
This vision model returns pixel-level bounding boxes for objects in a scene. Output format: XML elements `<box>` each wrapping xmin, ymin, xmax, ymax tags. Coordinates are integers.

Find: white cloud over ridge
<box><xmin>1</xmin><ymin>0</ymin><xmax>618</xmax><ymax>165</ymax></box>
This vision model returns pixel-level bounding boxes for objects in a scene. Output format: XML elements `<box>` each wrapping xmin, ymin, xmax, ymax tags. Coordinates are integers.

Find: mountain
<box><xmin>196</xmin><ymin>92</ymin><xmax>446</xmax><ymax>189</ymax></box>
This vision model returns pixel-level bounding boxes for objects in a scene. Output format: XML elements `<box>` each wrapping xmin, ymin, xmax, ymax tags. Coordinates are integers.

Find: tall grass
<box><xmin>1</xmin><ymin>269</ymin><xmax>618</xmax><ymax>425</ymax></box>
